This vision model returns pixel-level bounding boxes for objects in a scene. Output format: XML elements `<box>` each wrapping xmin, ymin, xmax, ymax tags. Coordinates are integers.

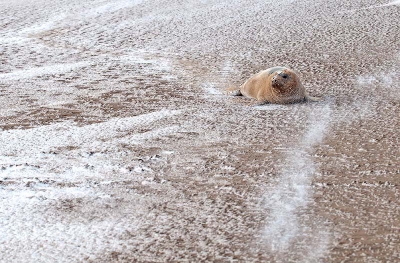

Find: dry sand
<box><xmin>0</xmin><ymin>0</ymin><xmax>399</xmax><ymax>262</ymax></box>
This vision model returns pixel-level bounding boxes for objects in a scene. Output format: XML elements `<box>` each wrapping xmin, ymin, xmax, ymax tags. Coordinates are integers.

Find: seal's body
<box><xmin>228</xmin><ymin>66</ymin><xmax>319</xmax><ymax>104</ymax></box>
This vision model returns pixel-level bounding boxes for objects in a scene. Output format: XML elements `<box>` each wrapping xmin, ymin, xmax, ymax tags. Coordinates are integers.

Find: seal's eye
<box><xmin>281</xmin><ymin>74</ymin><xmax>288</xmax><ymax>79</ymax></box>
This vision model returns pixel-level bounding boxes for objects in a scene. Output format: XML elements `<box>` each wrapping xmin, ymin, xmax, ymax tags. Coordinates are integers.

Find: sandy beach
<box><xmin>1</xmin><ymin>0</ymin><xmax>399</xmax><ymax>262</ymax></box>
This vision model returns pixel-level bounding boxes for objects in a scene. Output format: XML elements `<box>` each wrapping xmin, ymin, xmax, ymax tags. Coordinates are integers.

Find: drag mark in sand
<box><xmin>263</xmin><ymin>102</ymin><xmax>332</xmax><ymax>261</ymax></box>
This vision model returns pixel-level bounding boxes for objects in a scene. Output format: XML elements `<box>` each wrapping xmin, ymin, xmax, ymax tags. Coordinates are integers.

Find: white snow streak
<box><xmin>382</xmin><ymin>0</ymin><xmax>400</xmax><ymax>6</ymax></box>
<box><xmin>263</xmin><ymin>102</ymin><xmax>332</xmax><ymax>260</ymax></box>
<box><xmin>339</xmin><ymin>0</ymin><xmax>400</xmax><ymax>13</ymax></box>
<box><xmin>86</xmin><ymin>0</ymin><xmax>145</xmax><ymax>18</ymax></box>
<box><xmin>367</xmin><ymin>0</ymin><xmax>400</xmax><ymax>9</ymax></box>
<box><xmin>19</xmin><ymin>0</ymin><xmax>144</xmax><ymax>36</ymax></box>
<box><xmin>0</xmin><ymin>62</ymin><xmax>90</xmax><ymax>81</ymax></box>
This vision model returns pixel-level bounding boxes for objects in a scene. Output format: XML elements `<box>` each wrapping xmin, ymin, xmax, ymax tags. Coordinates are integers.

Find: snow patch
<box><xmin>358</xmin><ymin>72</ymin><xmax>397</xmax><ymax>86</ymax></box>
<box><xmin>357</xmin><ymin>75</ymin><xmax>377</xmax><ymax>85</ymax></box>
<box><xmin>127</xmin><ymin>126</ymin><xmax>181</xmax><ymax>144</ymax></box>
<box><xmin>220</xmin><ymin>60</ymin><xmax>239</xmax><ymax>77</ymax></box>
<box><xmin>356</xmin><ymin>69</ymin><xmax>399</xmax><ymax>100</ymax></box>
<box><xmin>0</xmin><ymin>109</ymin><xmax>182</xmax><ymax>179</ymax></box>
<box><xmin>86</xmin><ymin>0</ymin><xmax>145</xmax><ymax>17</ymax></box>
<box><xmin>0</xmin><ymin>108</ymin><xmax>181</xmax><ymax>261</ymax></box>
<box><xmin>119</xmin><ymin>51</ymin><xmax>173</xmax><ymax>72</ymax></box>
<box><xmin>201</xmin><ymin>82</ymin><xmax>222</xmax><ymax>95</ymax></box>
<box><xmin>0</xmin><ymin>36</ymin><xmax>29</xmax><ymax>44</ymax></box>
<box><xmin>19</xmin><ymin>13</ymin><xmax>67</xmax><ymax>35</ymax></box>
<box><xmin>0</xmin><ymin>186</ymin><xmax>142</xmax><ymax>263</ymax></box>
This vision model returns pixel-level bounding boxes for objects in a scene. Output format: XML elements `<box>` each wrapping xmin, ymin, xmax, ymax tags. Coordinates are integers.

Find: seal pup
<box><xmin>227</xmin><ymin>66</ymin><xmax>320</xmax><ymax>104</ymax></box>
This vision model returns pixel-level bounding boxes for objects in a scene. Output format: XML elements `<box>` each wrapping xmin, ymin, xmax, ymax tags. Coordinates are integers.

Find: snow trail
<box><xmin>263</xmin><ymin>102</ymin><xmax>332</xmax><ymax>260</ymax></box>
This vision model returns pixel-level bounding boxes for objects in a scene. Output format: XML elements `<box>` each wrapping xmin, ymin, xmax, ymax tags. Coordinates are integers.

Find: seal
<box><xmin>227</xmin><ymin>66</ymin><xmax>320</xmax><ymax>104</ymax></box>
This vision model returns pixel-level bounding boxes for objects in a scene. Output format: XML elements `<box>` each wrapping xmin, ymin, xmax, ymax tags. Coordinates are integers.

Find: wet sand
<box><xmin>0</xmin><ymin>0</ymin><xmax>399</xmax><ymax>262</ymax></box>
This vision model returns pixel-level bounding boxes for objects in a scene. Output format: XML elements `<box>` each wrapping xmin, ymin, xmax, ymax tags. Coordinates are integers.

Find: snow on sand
<box><xmin>263</xmin><ymin>102</ymin><xmax>332</xmax><ymax>261</ymax></box>
<box><xmin>0</xmin><ymin>109</ymin><xmax>182</xmax><ymax>261</ymax></box>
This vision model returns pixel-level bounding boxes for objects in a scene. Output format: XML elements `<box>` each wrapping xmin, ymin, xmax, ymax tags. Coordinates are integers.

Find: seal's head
<box><xmin>271</xmin><ymin>69</ymin><xmax>300</xmax><ymax>94</ymax></box>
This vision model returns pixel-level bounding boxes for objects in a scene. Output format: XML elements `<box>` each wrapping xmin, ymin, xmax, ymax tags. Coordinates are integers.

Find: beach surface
<box><xmin>1</xmin><ymin>0</ymin><xmax>399</xmax><ymax>262</ymax></box>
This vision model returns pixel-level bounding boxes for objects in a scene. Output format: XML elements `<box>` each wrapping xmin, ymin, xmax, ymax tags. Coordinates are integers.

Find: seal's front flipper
<box><xmin>305</xmin><ymin>94</ymin><xmax>321</xmax><ymax>102</ymax></box>
<box><xmin>252</xmin><ymin>100</ymin><xmax>270</xmax><ymax>106</ymax></box>
<box><xmin>226</xmin><ymin>86</ymin><xmax>242</xmax><ymax>96</ymax></box>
